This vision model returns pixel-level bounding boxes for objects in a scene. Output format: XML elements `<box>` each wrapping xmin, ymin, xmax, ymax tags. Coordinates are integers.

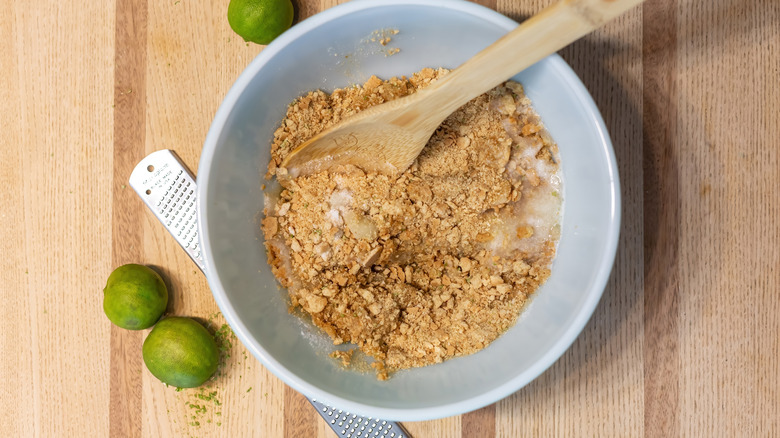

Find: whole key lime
<box><xmin>142</xmin><ymin>317</ymin><xmax>220</xmax><ymax>388</ymax></box>
<box><xmin>103</xmin><ymin>264</ymin><xmax>168</xmax><ymax>330</ymax></box>
<box><xmin>228</xmin><ymin>0</ymin><xmax>294</xmax><ymax>45</ymax></box>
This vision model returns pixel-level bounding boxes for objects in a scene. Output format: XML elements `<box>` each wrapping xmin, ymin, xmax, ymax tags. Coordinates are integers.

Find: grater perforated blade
<box><xmin>309</xmin><ymin>399</ymin><xmax>409</xmax><ymax>438</ymax></box>
<box><xmin>129</xmin><ymin>149</ymin><xmax>410</xmax><ymax>438</ymax></box>
<box><xmin>129</xmin><ymin>149</ymin><xmax>204</xmax><ymax>271</ymax></box>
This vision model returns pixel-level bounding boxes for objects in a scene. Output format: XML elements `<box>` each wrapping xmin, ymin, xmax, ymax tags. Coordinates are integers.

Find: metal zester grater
<box><xmin>129</xmin><ymin>149</ymin><xmax>410</xmax><ymax>438</ymax></box>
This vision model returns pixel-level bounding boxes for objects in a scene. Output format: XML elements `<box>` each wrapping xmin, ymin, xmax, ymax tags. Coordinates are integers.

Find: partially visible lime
<box><xmin>142</xmin><ymin>317</ymin><xmax>219</xmax><ymax>388</ymax></box>
<box><xmin>228</xmin><ymin>0</ymin><xmax>294</xmax><ymax>45</ymax></box>
<box><xmin>103</xmin><ymin>264</ymin><xmax>168</xmax><ymax>330</ymax></box>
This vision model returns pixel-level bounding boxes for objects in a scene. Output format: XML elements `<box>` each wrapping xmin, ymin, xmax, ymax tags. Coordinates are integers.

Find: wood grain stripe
<box><xmin>284</xmin><ymin>386</ymin><xmax>318</xmax><ymax>438</ymax></box>
<box><xmin>110</xmin><ymin>0</ymin><xmax>148</xmax><ymax>436</ymax></box>
<box><xmin>470</xmin><ymin>0</ymin><xmax>498</xmax><ymax>10</ymax></box>
<box><xmin>292</xmin><ymin>0</ymin><xmax>320</xmax><ymax>23</ymax></box>
<box><xmin>642</xmin><ymin>1</ymin><xmax>680</xmax><ymax>437</ymax></box>
<box><xmin>461</xmin><ymin>2</ymin><xmax>497</xmax><ymax>435</ymax></box>
<box><xmin>462</xmin><ymin>405</ymin><xmax>496</xmax><ymax>438</ymax></box>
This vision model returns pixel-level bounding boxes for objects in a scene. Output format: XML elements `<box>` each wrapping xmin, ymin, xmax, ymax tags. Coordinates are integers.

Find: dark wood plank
<box><xmin>110</xmin><ymin>0</ymin><xmax>148</xmax><ymax>436</ymax></box>
<box><xmin>642</xmin><ymin>0</ymin><xmax>681</xmax><ymax>436</ymax></box>
<box><xmin>284</xmin><ymin>386</ymin><xmax>318</xmax><ymax>438</ymax></box>
<box><xmin>462</xmin><ymin>404</ymin><xmax>496</xmax><ymax>438</ymax></box>
<box><xmin>470</xmin><ymin>0</ymin><xmax>498</xmax><ymax>10</ymax></box>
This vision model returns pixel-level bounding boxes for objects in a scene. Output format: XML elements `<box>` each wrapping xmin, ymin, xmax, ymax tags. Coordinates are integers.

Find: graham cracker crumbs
<box><xmin>366</xmin><ymin>28</ymin><xmax>401</xmax><ymax>57</ymax></box>
<box><xmin>370</xmin><ymin>28</ymin><xmax>399</xmax><ymax>47</ymax></box>
<box><xmin>329</xmin><ymin>349</ymin><xmax>355</xmax><ymax>368</ymax></box>
<box><xmin>263</xmin><ymin>68</ymin><xmax>562</xmax><ymax>379</ymax></box>
<box><xmin>371</xmin><ymin>361</ymin><xmax>389</xmax><ymax>381</ymax></box>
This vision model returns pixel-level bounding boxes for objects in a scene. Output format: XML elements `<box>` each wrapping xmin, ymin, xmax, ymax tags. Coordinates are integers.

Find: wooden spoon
<box><xmin>281</xmin><ymin>0</ymin><xmax>644</xmax><ymax>177</ymax></box>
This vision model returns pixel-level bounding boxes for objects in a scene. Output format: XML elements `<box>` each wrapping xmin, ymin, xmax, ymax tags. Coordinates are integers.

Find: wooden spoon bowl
<box><xmin>281</xmin><ymin>0</ymin><xmax>644</xmax><ymax>177</ymax></box>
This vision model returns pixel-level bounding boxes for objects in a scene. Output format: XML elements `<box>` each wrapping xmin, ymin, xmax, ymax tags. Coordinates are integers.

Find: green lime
<box><xmin>142</xmin><ymin>317</ymin><xmax>220</xmax><ymax>388</ymax></box>
<box><xmin>103</xmin><ymin>264</ymin><xmax>168</xmax><ymax>330</ymax></box>
<box><xmin>228</xmin><ymin>0</ymin><xmax>294</xmax><ymax>45</ymax></box>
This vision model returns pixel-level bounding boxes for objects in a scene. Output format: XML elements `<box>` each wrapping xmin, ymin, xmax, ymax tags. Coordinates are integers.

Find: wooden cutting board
<box><xmin>1</xmin><ymin>0</ymin><xmax>778</xmax><ymax>436</ymax></box>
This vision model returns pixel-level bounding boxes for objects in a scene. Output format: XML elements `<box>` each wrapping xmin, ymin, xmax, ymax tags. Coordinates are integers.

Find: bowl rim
<box><xmin>198</xmin><ymin>0</ymin><xmax>621</xmax><ymax>421</ymax></box>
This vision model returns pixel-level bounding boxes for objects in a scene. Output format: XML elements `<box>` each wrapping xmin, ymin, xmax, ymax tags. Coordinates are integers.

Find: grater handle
<box><xmin>129</xmin><ymin>150</ymin><xmax>410</xmax><ymax>438</ymax></box>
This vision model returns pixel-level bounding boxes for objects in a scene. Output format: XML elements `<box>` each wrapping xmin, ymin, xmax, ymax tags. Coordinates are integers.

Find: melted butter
<box><xmin>486</xmin><ymin>128</ymin><xmax>563</xmax><ymax>259</ymax></box>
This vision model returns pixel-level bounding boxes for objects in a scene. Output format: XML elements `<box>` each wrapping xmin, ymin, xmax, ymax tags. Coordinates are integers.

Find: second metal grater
<box><xmin>129</xmin><ymin>149</ymin><xmax>410</xmax><ymax>438</ymax></box>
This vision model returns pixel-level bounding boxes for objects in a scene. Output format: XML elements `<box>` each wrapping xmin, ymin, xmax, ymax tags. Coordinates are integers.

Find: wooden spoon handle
<box><xmin>415</xmin><ymin>0</ymin><xmax>645</xmax><ymax>119</ymax></box>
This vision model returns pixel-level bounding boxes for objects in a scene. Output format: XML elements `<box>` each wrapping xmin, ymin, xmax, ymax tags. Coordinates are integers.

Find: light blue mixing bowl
<box><xmin>197</xmin><ymin>0</ymin><xmax>620</xmax><ymax>421</ymax></box>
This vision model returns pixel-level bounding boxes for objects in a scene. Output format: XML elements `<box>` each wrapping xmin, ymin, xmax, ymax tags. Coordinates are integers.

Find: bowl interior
<box><xmin>199</xmin><ymin>0</ymin><xmax>619</xmax><ymax>421</ymax></box>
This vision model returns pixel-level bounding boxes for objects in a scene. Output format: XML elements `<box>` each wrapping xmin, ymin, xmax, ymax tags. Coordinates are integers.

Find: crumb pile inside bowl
<box><xmin>261</xmin><ymin>68</ymin><xmax>562</xmax><ymax>379</ymax></box>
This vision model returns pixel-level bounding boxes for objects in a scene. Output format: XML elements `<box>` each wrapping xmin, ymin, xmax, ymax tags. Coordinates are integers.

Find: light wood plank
<box><xmin>674</xmin><ymin>1</ymin><xmax>780</xmax><ymax>436</ymax></box>
<box><xmin>138</xmin><ymin>0</ymin><xmax>273</xmax><ymax>436</ymax></box>
<box><xmin>1</xmin><ymin>0</ymin><xmax>116</xmax><ymax>437</ymax></box>
<box><xmin>404</xmin><ymin>416</ymin><xmax>461</xmax><ymax>438</ymax></box>
<box><xmin>0</xmin><ymin>4</ymin><xmax>35</xmax><ymax>437</ymax></box>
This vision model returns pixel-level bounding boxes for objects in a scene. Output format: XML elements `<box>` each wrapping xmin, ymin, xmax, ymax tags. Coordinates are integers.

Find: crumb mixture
<box><xmin>369</xmin><ymin>28</ymin><xmax>400</xmax><ymax>56</ymax></box>
<box><xmin>329</xmin><ymin>349</ymin><xmax>354</xmax><ymax>368</ymax></box>
<box><xmin>262</xmin><ymin>68</ymin><xmax>562</xmax><ymax>379</ymax></box>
